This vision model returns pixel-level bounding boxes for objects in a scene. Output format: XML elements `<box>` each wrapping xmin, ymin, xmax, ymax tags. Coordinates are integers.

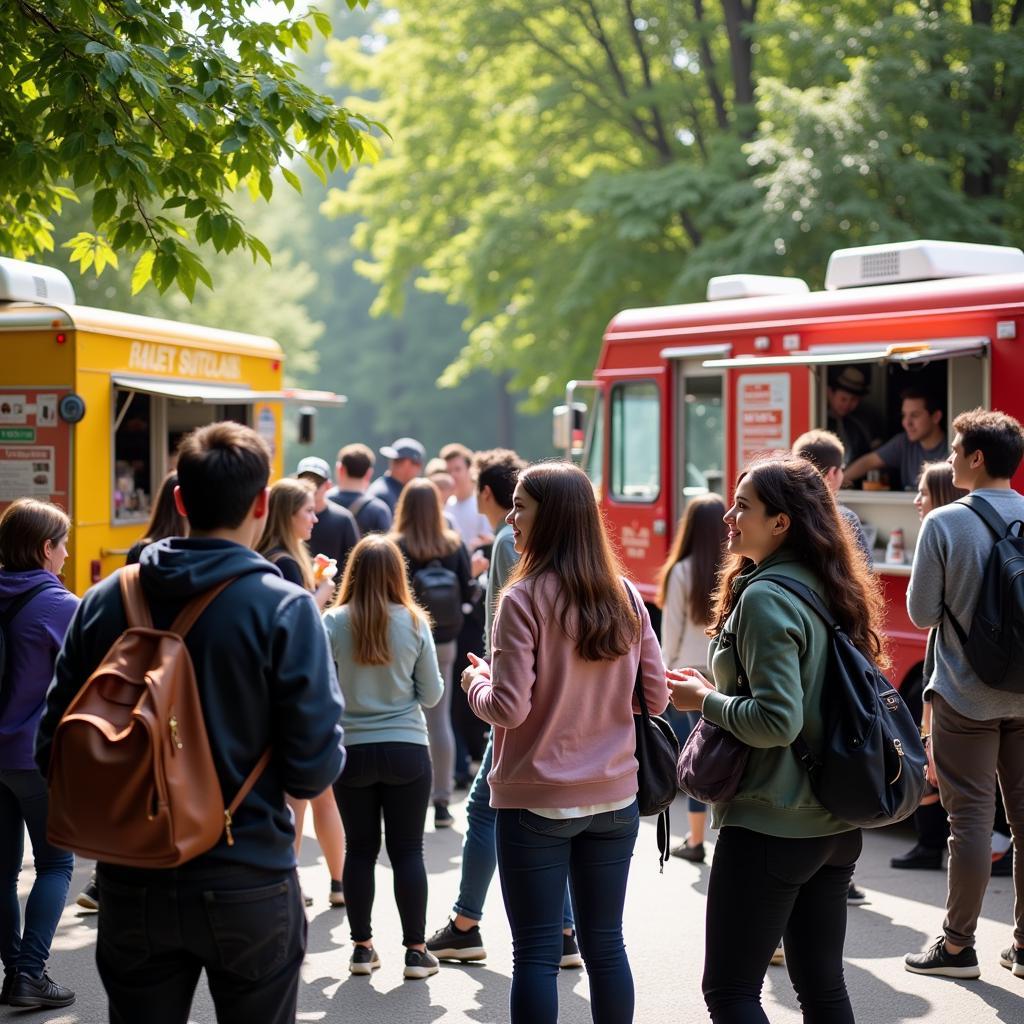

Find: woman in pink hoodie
<box><xmin>462</xmin><ymin>461</ymin><xmax>667</xmax><ymax>1024</ymax></box>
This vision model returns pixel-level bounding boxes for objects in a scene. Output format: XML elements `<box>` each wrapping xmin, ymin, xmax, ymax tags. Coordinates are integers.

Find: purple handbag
<box><xmin>675</xmin><ymin>633</ymin><xmax>751</xmax><ymax>803</ymax></box>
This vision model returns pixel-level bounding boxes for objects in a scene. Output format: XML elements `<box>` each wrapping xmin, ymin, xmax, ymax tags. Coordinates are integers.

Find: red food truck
<box><xmin>555</xmin><ymin>239</ymin><xmax>1024</xmax><ymax>717</ymax></box>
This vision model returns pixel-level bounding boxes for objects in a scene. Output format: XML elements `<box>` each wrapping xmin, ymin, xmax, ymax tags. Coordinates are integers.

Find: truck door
<box><xmin>672</xmin><ymin>360</ymin><xmax>726</xmax><ymax>527</ymax></box>
<box><xmin>605</xmin><ymin>370</ymin><xmax>666</xmax><ymax>600</ymax></box>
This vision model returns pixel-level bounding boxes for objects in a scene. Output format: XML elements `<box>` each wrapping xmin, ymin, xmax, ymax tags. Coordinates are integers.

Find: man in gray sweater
<box><xmin>904</xmin><ymin>408</ymin><xmax>1024</xmax><ymax>981</ymax></box>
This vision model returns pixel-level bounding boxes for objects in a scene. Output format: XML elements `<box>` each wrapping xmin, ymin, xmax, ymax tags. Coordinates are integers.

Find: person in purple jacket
<box><xmin>0</xmin><ymin>499</ymin><xmax>79</xmax><ymax>1009</ymax></box>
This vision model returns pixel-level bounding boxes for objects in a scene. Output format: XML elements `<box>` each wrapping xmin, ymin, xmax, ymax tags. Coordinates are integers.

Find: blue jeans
<box><xmin>0</xmin><ymin>768</ymin><xmax>74</xmax><ymax>978</ymax></box>
<box><xmin>496</xmin><ymin>800</ymin><xmax>639</xmax><ymax>1024</ymax></box>
<box><xmin>454</xmin><ymin>733</ymin><xmax>573</xmax><ymax>930</ymax></box>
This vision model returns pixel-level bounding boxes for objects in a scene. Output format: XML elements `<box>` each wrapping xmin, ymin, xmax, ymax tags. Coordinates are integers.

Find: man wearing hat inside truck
<box><xmin>844</xmin><ymin>388</ymin><xmax>948</xmax><ymax>491</ymax></box>
<box><xmin>827</xmin><ymin>366</ymin><xmax>875</xmax><ymax>464</ymax></box>
<box><xmin>296</xmin><ymin>456</ymin><xmax>360</xmax><ymax>573</ymax></box>
<box><xmin>367</xmin><ymin>437</ymin><xmax>426</xmax><ymax>512</ymax></box>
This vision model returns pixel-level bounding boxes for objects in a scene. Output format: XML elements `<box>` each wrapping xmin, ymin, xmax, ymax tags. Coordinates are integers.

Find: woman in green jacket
<box><xmin>669</xmin><ymin>455</ymin><xmax>887</xmax><ymax>1024</ymax></box>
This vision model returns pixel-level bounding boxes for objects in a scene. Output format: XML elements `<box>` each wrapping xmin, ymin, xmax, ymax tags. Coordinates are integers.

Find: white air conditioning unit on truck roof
<box><xmin>825</xmin><ymin>239</ymin><xmax>1024</xmax><ymax>291</ymax></box>
<box><xmin>0</xmin><ymin>257</ymin><xmax>76</xmax><ymax>306</ymax></box>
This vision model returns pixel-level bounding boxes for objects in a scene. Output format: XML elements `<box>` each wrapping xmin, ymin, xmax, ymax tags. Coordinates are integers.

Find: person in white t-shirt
<box><xmin>442</xmin><ymin>443</ymin><xmax>493</xmax><ymax>550</ymax></box>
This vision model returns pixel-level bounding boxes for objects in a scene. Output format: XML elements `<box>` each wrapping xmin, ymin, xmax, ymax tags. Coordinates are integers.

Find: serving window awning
<box><xmin>702</xmin><ymin>337</ymin><xmax>989</xmax><ymax>370</ymax></box>
<box><xmin>111</xmin><ymin>375</ymin><xmax>346</xmax><ymax>406</ymax></box>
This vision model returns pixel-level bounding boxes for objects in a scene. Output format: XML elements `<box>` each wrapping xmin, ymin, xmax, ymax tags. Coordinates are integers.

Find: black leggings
<box><xmin>703</xmin><ymin>826</ymin><xmax>862</xmax><ymax>1024</ymax></box>
<box><xmin>332</xmin><ymin>742</ymin><xmax>432</xmax><ymax>946</ymax></box>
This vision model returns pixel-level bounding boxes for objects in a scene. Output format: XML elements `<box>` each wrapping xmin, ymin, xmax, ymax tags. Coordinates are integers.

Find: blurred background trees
<box><xmin>33</xmin><ymin>0</ymin><xmax>1024</xmax><ymax>458</ymax></box>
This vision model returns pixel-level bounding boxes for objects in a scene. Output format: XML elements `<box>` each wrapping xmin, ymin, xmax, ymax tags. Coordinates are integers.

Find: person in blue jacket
<box><xmin>0</xmin><ymin>499</ymin><xmax>79</xmax><ymax>1010</ymax></box>
<box><xmin>36</xmin><ymin>422</ymin><xmax>346</xmax><ymax>1024</ymax></box>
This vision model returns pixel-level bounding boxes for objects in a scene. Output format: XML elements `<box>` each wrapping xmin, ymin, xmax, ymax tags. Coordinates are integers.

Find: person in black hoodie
<box><xmin>36</xmin><ymin>421</ymin><xmax>345</xmax><ymax>1024</ymax></box>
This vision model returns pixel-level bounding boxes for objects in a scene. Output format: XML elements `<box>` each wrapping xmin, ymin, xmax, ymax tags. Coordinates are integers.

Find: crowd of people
<box><xmin>0</xmin><ymin>407</ymin><xmax>1022</xmax><ymax>1023</ymax></box>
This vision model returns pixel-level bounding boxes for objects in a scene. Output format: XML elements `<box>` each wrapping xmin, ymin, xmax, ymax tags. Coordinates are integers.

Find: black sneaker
<box><xmin>905</xmin><ymin>937</ymin><xmax>981</xmax><ymax>979</ymax></box>
<box><xmin>349</xmin><ymin>946</ymin><xmax>380</xmax><ymax>975</ymax></box>
<box><xmin>560</xmin><ymin>931</ymin><xmax>583</xmax><ymax>969</ymax></box>
<box><xmin>76</xmin><ymin>875</ymin><xmax>99</xmax><ymax>912</ymax></box>
<box><xmin>999</xmin><ymin>944</ymin><xmax>1024</xmax><ymax>978</ymax></box>
<box><xmin>891</xmin><ymin>844</ymin><xmax>944</xmax><ymax>871</ymax></box>
<box><xmin>670</xmin><ymin>837</ymin><xmax>705</xmax><ymax>863</ymax></box>
<box><xmin>434</xmin><ymin>802</ymin><xmax>454</xmax><ymax>829</ymax></box>
<box><xmin>847</xmin><ymin>882</ymin><xmax>869</xmax><ymax>905</ymax></box>
<box><xmin>404</xmin><ymin>948</ymin><xmax>440</xmax><ymax>979</ymax></box>
<box><xmin>426</xmin><ymin>919</ymin><xmax>486</xmax><ymax>961</ymax></box>
<box><xmin>9</xmin><ymin>972</ymin><xmax>76</xmax><ymax>1008</ymax></box>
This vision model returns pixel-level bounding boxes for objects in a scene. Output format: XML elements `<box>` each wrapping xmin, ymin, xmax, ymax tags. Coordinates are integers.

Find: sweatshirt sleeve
<box><xmin>701</xmin><ymin>584</ymin><xmax>806</xmax><ymax>748</ymax></box>
<box><xmin>468</xmin><ymin>588</ymin><xmax>536</xmax><ymax>728</ymax></box>
<box><xmin>634</xmin><ymin>590</ymin><xmax>669</xmax><ymax>716</ymax></box>
<box><xmin>906</xmin><ymin>516</ymin><xmax>945</xmax><ymax>629</ymax></box>
<box><xmin>269</xmin><ymin>593</ymin><xmax>346</xmax><ymax>798</ymax></box>
<box><xmin>660</xmin><ymin>562</ymin><xmax>686</xmax><ymax>669</ymax></box>
<box><xmin>412</xmin><ymin>618</ymin><xmax>444</xmax><ymax>709</ymax></box>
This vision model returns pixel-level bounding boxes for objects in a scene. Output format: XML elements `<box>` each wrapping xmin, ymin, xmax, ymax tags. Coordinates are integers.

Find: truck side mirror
<box><xmin>552</xmin><ymin>402</ymin><xmax>587</xmax><ymax>454</ymax></box>
<box><xmin>297</xmin><ymin>406</ymin><xmax>316</xmax><ymax>446</ymax></box>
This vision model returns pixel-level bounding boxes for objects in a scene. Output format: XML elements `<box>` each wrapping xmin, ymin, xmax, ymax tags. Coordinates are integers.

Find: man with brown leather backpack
<box><xmin>36</xmin><ymin>422</ymin><xmax>345</xmax><ymax>1024</ymax></box>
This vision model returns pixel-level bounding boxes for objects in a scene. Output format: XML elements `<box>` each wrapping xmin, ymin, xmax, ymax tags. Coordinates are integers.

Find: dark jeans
<box><xmin>333</xmin><ymin>742</ymin><xmax>432</xmax><ymax>946</ymax></box>
<box><xmin>496</xmin><ymin>800</ymin><xmax>639</xmax><ymax>1024</ymax></box>
<box><xmin>0</xmin><ymin>768</ymin><xmax>74</xmax><ymax>978</ymax></box>
<box><xmin>704</xmin><ymin>826</ymin><xmax>862</xmax><ymax>1024</ymax></box>
<box><xmin>96</xmin><ymin>862</ymin><xmax>305</xmax><ymax>1024</ymax></box>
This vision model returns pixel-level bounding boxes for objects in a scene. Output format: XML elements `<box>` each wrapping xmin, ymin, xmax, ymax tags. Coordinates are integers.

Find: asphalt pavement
<box><xmin>3</xmin><ymin>791</ymin><xmax>1021</xmax><ymax>1023</ymax></box>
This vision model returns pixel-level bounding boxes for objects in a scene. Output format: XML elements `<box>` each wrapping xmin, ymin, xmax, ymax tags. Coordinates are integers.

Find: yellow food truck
<box><xmin>0</xmin><ymin>256</ymin><xmax>343</xmax><ymax>594</ymax></box>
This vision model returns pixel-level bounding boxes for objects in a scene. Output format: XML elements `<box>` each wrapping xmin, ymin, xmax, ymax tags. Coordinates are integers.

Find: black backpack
<box><xmin>942</xmin><ymin>494</ymin><xmax>1024</xmax><ymax>694</ymax></box>
<box><xmin>758</xmin><ymin>575</ymin><xmax>927</xmax><ymax>829</ymax></box>
<box><xmin>0</xmin><ymin>581</ymin><xmax>61</xmax><ymax>696</ymax></box>
<box><xmin>412</xmin><ymin>560</ymin><xmax>464</xmax><ymax>643</ymax></box>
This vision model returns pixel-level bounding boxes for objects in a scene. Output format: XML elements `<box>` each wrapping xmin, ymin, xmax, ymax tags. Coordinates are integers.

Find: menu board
<box><xmin>0</xmin><ymin>390</ymin><xmax>72</xmax><ymax>513</ymax></box>
<box><xmin>736</xmin><ymin>374</ymin><xmax>791</xmax><ymax>469</ymax></box>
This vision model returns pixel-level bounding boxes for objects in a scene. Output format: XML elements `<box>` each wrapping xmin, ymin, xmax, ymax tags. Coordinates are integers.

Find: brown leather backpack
<box><xmin>47</xmin><ymin>564</ymin><xmax>270</xmax><ymax>867</ymax></box>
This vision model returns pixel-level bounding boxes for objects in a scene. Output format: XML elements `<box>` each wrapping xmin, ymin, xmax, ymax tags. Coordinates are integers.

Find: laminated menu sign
<box><xmin>0</xmin><ymin>390</ymin><xmax>71</xmax><ymax>512</ymax></box>
<box><xmin>736</xmin><ymin>374</ymin><xmax>791</xmax><ymax>467</ymax></box>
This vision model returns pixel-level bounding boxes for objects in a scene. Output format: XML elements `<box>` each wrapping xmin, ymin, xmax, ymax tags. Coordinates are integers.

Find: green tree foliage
<box><xmin>328</xmin><ymin>0</ymin><xmax>1024</xmax><ymax>403</ymax></box>
<box><xmin>1</xmin><ymin>0</ymin><xmax>380</xmax><ymax>298</ymax></box>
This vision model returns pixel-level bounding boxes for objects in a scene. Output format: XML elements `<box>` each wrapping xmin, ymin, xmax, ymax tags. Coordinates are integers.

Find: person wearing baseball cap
<box><xmin>826</xmin><ymin>366</ymin><xmax>874</xmax><ymax>464</ymax></box>
<box><xmin>296</xmin><ymin>456</ymin><xmax>360</xmax><ymax>574</ymax></box>
<box><xmin>366</xmin><ymin>437</ymin><xmax>425</xmax><ymax>513</ymax></box>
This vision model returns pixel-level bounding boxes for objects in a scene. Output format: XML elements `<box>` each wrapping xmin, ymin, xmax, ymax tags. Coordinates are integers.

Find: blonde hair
<box><xmin>335</xmin><ymin>534</ymin><xmax>429</xmax><ymax>664</ymax></box>
<box><xmin>391</xmin><ymin>478</ymin><xmax>461</xmax><ymax>562</ymax></box>
<box><xmin>258</xmin><ymin>478</ymin><xmax>316</xmax><ymax>590</ymax></box>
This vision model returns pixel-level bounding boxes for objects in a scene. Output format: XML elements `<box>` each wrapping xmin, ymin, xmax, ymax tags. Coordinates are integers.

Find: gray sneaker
<box><xmin>404</xmin><ymin>949</ymin><xmax>440</xmax><ymax>979</ymax></box>
<box><xmin>349</xmin><ymin>946</ymin><xmax>381</xmax><ymax>975</ymax></box>
<box><xmin>999</xmin><ymin>944</ymin><xmax>1024</xmax><ymax>978</ymax></box>
<box><xmin>426</xmin><ymin>919</ymin><xmax>486</xmax><ymax>961</ymax></box>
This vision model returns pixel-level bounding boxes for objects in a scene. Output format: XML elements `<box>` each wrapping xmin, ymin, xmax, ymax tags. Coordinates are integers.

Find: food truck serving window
<box><xmin>113</xmin><ymin>388</ymin><xmax>153</xmax><ymax>522</ymax></box>
<box><xmin>611</xmin><ymin>381</ymin><xmax>660</xmax><ymax>501</ymax></box>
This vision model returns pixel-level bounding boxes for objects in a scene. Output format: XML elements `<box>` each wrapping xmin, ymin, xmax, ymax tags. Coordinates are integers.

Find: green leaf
<box><xmin>131</xmin><ymin>250</ymin><xmax>155</xmax><ymax>294</ymax></box>
<box><xmin>313</xmin><ymin>11</ymin><xmax>332</xmax><ymax>37</ymax></box>
<box><xmin>93</xmin><ymin>188</ymin><xmax>118</xmax><ymax>224</ymax></box>
<box><xmin>282</xmin><ymin>167</ymin><xmax>302</xmax><ymax>193</ymax></box>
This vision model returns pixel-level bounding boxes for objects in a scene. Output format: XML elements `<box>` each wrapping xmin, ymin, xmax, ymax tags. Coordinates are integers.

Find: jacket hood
<box><xmin>139</xmin><ymin>537</ymin><xmax>280</xmax><ymax>598</ymax></box>
<box><xmin>0</xmin><ymin>568</ymin><xmax>64</xmax><ymax>603</ymax></box>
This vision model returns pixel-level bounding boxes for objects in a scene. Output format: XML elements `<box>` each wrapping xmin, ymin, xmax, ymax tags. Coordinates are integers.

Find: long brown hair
<box><xmin>918</xmin><ymin>461</ymin><xmax>966</xmax><ymax>509</ymax></box>
<box><xmin>257</xmin><ymin>478</ymin><xmax>316</xmax><ymax>590</ymax></box>
<box><xmin>391</xmin><ymin>478</ymin><xmax>461</xmax><ymax>562</ymax></box>
<box><xmin>710</xmin><ymin>456</ymin><xmax>889</xmax><ymax>668</ymax></box>
<box><xmin>335</xmin><ymin>534</ymin><xmax>429</xmax><ymax>665</ymax></box>
<box><xmin>655</xmin><ymin>494</ymin><xmax>728</xmax><ymax>623</ymax></box>
<box><xmin>507</xmin><ymin>460</ymin><xmax>640</xmax><ymax>661</ymax></box>
<box><xmin>140</xmin><ymin>471</ymin><xmax>187</xmax><ymax>544</ymax></box>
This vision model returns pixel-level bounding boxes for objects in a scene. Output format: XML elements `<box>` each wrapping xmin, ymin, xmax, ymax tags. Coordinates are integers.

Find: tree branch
<box><xmin>693</xmin><ymin>0</ymin><xmax>729</xmax><ymax>129</ymax></box>
<box><xmin>622</xmin><ymin>0</ymin><xmax>672</xmax><ymax>157</ymax></box>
